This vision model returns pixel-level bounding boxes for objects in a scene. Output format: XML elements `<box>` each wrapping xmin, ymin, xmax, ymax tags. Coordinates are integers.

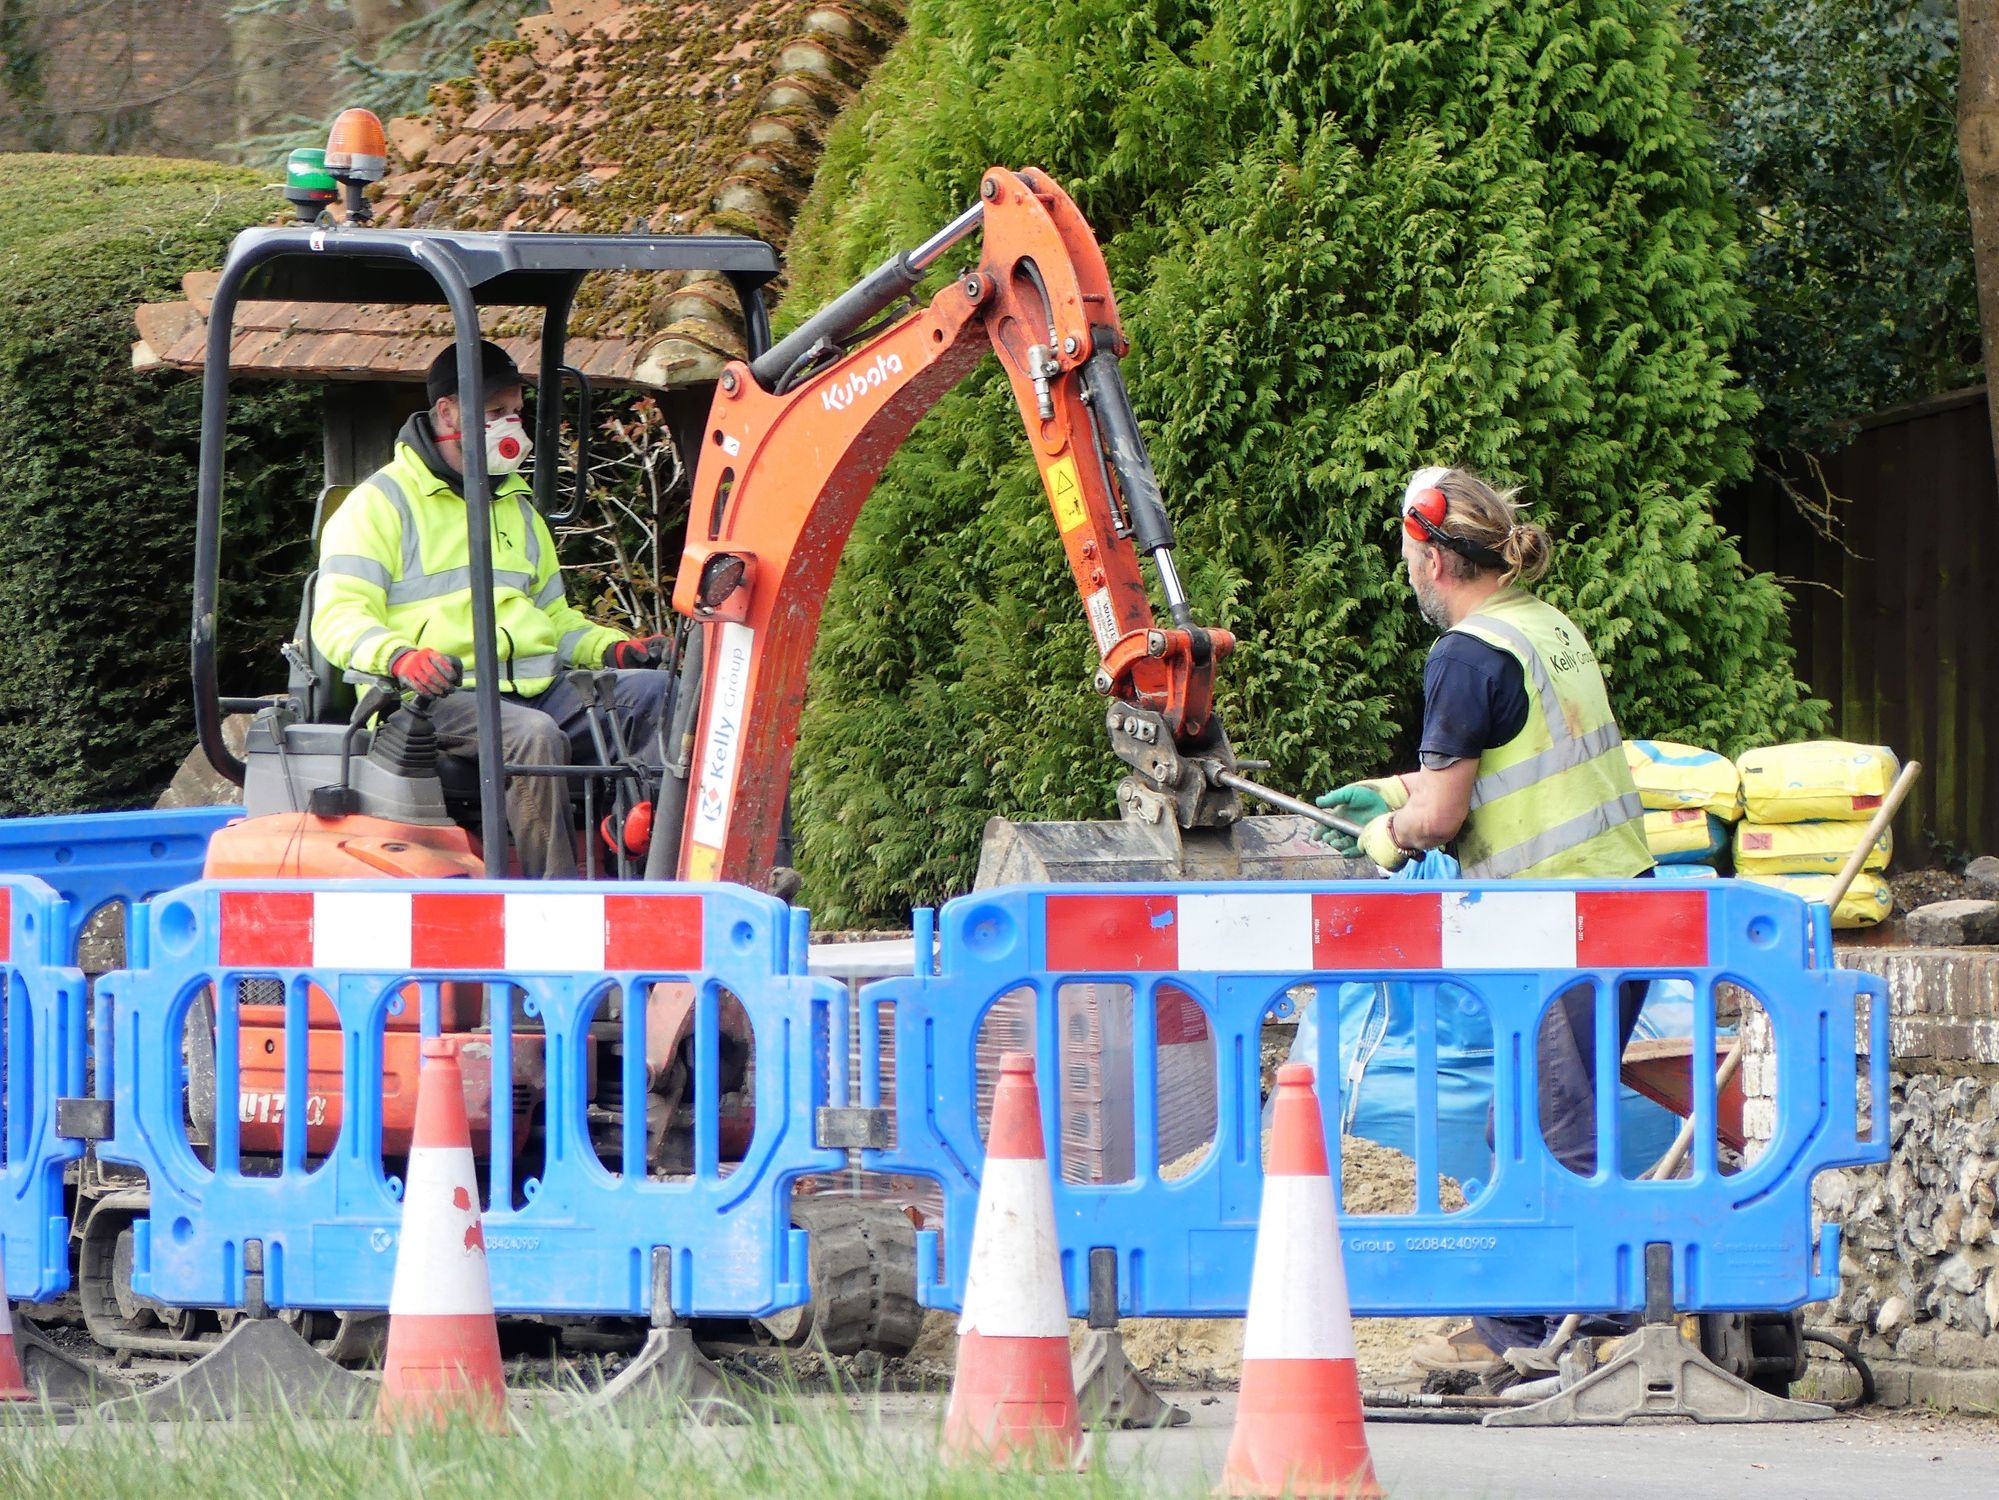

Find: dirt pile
<box><xmin>899</xmin><ymin>1134</ymin><xmax>1466</xmax><ymax>1389</ymax></box>
<box><xmin>1112</xmin><ymin>1134</ymin><xmax>1464</xmax><ymax>1387</ymax></box>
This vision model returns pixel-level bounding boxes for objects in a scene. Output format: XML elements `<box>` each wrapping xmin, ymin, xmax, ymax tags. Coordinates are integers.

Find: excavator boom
<box><xmin>664</xmin><ymin>168</ymin><xmax>1246</xmax><ymax>887</ymax></box>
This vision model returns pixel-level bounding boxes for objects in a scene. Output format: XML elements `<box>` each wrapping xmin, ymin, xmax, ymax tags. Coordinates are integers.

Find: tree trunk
<box><xmin>1960</xmin><ymin>0</ymin><xmax>1999</xmax><ymax>474</ymax></box>
<box><xmin>350</xmin><ymin>0</ymin><xmax>437</xmax><ymax>69</ymax></box>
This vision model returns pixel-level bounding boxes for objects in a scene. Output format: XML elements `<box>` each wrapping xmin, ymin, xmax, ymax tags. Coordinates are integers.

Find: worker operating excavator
<box><xmin>310</xmin><ymin>339</ymin><xmax>674</xmax><ymax>876</ymax></box>
<box><xmin>1317</xmin><ymin>465</ymin><xmax>1654</xmax><ymax>1378</ymax></box>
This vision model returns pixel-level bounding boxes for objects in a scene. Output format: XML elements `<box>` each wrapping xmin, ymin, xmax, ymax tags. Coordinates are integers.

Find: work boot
<box><xmin>1406</xmin><ymin>1323</ymin><xmax>1502</xmax><ymax>1378</ymax></box>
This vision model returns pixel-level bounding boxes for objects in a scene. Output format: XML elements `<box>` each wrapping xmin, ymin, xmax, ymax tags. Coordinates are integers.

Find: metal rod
<box><xmin>192</xmin><ymin>241</ymin><xmax>263</xmax><ymax>787</ymax></box>
<box><xmin>1152</xmin><ymin>548</ymin><xmax>1194</xmax><ymax>629</ymax></box>
<box><xmin>1215</xmin><ymin>769</ymin><xmax>1363</xmax><ymax>838</ymax></box>
<box><xmin>413</xmin><ymin>239</ymin><xmax>511</xmax><ymax>877</ymax></box>
<box><xmin>1360</xmin><ymin>1388</ymin><xmax>1534</xmax><ymax>1410</ymax></box>
<box><xmin>908</xmin><ymin>200</ymin><xmax>985</xmax><ymax>271</ymax></box>
<box><xmin>645</xmin><ymin>621</ymin><xmax>705</xmax><ymax>880</ymax></box>
<box><xmin>532</xmin><ymin>278</ymin><xmax>578</xmax><ymax>519</ymax></box>
<box><xmin>504</xmin><ymin>763</ymin><xmax>639</xmax><ymax>780</ymax></box>
<box><xmin>750</xmin><ymin>198</ymin><xmax>986</xmax><ymax>390</ymax></box>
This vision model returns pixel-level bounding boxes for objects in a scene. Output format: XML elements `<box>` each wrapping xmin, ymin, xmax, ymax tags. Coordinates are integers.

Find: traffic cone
<box><xmin>942</xmin><ymin>1051</ymin><xmax>1082</xmax><ymax>1468</ymax></box>
<box><xmin>377</xmin><ymin>1037</ymin><xmax>507</xmax><ymax>1431</ymax></box>
<box><xmin>1221</xmin><ymin>1063</ymin><xmax>1382</xmax><ymax>1499</ymax></box>
<box><xmin>0</xmin><ymin>1254</ymin><xmax>36</xmax><ymax>1402</ymax></box>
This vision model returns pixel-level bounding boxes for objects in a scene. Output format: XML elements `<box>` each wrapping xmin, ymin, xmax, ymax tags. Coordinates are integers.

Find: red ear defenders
<box><xmin>1401</xmin><ymin>485</ymin><xmax>1508</xmax><ymax>568</ymax></box>
<box><xmin>1402</xmin><ymin>487</ymin><xmax>1449</xmax><ymax>544</ymax></box>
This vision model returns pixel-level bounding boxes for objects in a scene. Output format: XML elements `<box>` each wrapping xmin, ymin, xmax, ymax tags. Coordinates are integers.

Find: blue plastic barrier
<box><xmin>0</xmin><ymin>876</ymin><xmax>88</xmax><ymax>1301</ymax></box>
<box><xmin>0</xmin><ymin>807</ymin><xmax>239</xmax><ymax>964</ymax></box>
<box><xmin>856</xmin><ymin>879</ymin><xmax>1889</xmax><ymax>1322</ymax></box>
<box><xmin>96</xmin><ymin>878</ymin><xmax>847</xmax><ymax>1320</ymax></box>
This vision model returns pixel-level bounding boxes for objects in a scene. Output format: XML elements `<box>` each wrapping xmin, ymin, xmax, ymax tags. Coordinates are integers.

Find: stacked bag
<box><xmin>1625</xmin><ymin>740</ymin><xmax>1740</xmax><ymax>878</ymax></box>
<box><xmin>1732</xmin><ymin>741</ymin><xmax>1897</xmax><ymax>928</ymax></box>
<box><xmin>1624</xmin><ymin>737</ymin><xmax>1898</xmax><ymax>928</ymax></box>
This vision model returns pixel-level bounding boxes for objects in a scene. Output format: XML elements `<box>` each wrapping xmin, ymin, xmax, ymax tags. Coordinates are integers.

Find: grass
<box><xmin>0</xmin><ymin>1385</ymin><xmax>1195</xmax><ymax>1500</ymax></box>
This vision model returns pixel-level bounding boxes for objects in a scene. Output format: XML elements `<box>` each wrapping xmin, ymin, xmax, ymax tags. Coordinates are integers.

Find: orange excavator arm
<box><xmin>662</xmin><ymin>168</ymin><xmax>1244</xmax><ymax>887</ymax></box>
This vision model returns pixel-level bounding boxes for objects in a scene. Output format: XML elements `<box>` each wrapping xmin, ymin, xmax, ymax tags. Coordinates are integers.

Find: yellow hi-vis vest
<box><xmin>310</xmin><ymin>440</ymin><xmax>622</xmax><ymax>697</ymax></box>
<box><xmin>1446</xmin><ymin>590</ymin><xmax>1651</xmax><ymax>881</ymax></box>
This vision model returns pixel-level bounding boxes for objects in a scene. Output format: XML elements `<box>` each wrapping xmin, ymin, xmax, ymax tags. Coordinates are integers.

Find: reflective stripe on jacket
<box><xmin>310</xmin><ymin>439</ymin><xmax>622</xmax><ymax>697</ymax></box>
<box><xmin>1446</xmin><ymin>590</ymin><xmax>1651</xmax><ymax>880</ymax></box>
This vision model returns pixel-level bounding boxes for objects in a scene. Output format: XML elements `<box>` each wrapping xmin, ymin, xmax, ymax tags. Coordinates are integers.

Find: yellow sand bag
<box><xmin>1736</xmin><ymin>741</ymin><xmax>1898</xmax><ymax>824</ymax></box>
<box><xmin>1625</xmin><ymin>739</ymin><xmax>1742</xmax><ymax>819</ymax></box>
<box><xmin>1645</xmin><ymin>808</ymin><xmax>1724</xmax><ymax>861</ymax></box>
<box><xmin>1738</xmin><ymin>871</ymin><xmax>1894</xmax><ymax>929</ymax></box>
<box><xmin>1734</xmin><ymin>820</ymin><xmax>1892</xmax><ymax>876</ymax></box>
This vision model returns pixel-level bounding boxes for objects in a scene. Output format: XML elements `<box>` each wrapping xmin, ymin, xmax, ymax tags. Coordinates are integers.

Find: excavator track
<box><xmin>754</xmin><ymin>1197</ymin><xmax>922</xmax><ymax>1357</ymax></box>
<box><xmin>76</xmin><ymin>1186</ymin><xmax>383</xmax><ymax>1364</ymax></box>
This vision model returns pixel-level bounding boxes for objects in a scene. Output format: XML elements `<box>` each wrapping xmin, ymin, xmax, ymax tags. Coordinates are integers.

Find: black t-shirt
<box><xmin>1419</xmin><ymin>631</ymin><xmax>1532</xmax><ymax>767</ymax></box>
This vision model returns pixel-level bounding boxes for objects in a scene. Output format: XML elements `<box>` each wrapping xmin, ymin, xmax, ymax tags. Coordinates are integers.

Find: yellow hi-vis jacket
<box><xmin>311</xmin><ymin>439</ymin><xmax>623</xmax><ymax>697</ymax></box>
<box><xmin>1446</xmin><ymin>590</ymin><xmax>1651</xmax><ymax>880</ymax></box>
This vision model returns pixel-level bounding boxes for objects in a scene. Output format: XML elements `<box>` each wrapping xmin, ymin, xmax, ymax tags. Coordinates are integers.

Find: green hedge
<box><xmin>0</xmin><ymin>154</ymin><xmax>319</xmax><ymax>815</ymax></box>
<box><xmin>783</xmin><ymin>0</ymin><xmax>1828</xmax><ymax>924</ymax></box>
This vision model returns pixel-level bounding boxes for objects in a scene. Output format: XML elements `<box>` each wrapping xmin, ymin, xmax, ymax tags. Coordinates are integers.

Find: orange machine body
<box><xmin>205</xmin><ymin>812</ymin><xmax>530</xmax><ymax>1159</ymax></box>
<box><xmin>668</xmin><ymin>168</ymin><xmax>1232</xmax><ymax>888</ymax></box>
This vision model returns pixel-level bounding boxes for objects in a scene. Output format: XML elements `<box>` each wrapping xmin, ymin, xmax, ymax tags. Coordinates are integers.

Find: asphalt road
<box><xmin>1101</xmin><ymin>1393</ymin><xmax>1999</xmax><ymax>1500</ymax></box>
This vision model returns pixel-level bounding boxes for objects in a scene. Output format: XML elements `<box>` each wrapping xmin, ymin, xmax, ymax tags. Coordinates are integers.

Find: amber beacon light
<box><xmin>324</xmin><ymin>108</ymin><xmax>389</xmax><ymax>224</ymax></box>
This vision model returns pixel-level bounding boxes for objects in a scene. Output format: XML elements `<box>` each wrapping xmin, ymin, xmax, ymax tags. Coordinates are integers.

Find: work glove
<box><xmin>1313</xmin><ymin>775</ymin><xmax>1410</xmax><ymax>850</ymax></box>
<box><xmin>388</xmin><ymin>647</ymin><xmax>462</xmax><ymax>698</ymax></box>
<box><xmin>607</xmin><ymin>633</ymin><xmax>674</xmax><ymax>671</ymax></box>
<box><xmin>1358</xmin><ymin>812</ymin><xmax>1413</xmax><ymax>874</ymax></box>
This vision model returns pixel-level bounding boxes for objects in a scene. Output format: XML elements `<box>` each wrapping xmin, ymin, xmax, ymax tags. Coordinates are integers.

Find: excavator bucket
<box><xmin>975</xmin><ymin>812</ymin><xmax>1372</xmax><ymax>886</ymax></box>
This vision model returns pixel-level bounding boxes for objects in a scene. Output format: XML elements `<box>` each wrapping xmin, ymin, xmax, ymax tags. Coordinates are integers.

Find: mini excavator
<box><xmin>74</xmin><ymin>118</ymin><xmax>1355</xmax><ymax>1367</ymax></box>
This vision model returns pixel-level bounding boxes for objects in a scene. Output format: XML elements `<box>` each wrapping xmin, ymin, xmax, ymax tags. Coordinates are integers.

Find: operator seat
<box><xmin>288</xmin><ymin>484</ymin><xmax>356</xmax><ymax>723</ymax></box>
<box><xmin>288</xmin><ymin>484</ymin><xmax>479</xmax><ymax>806</ymax></box>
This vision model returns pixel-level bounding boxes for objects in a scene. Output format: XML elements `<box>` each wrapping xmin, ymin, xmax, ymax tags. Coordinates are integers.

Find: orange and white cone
<box><xmin>377</xmin><ymin>1036</ymin><xmax>507</xmax><ymax>1431</ymax></box>
<box><xmin>1222</xmin><ymin>1063</ymin><xmax>1382</xmax><ymax>1499</ymax></box>
<box><xmin>0</xmin><ymin>1254</ymin><xmax>36</xmax><ymax>1402</ymax></box>
<box><xmin>942</xmin><ymin>1051</ymin><xmax>1082</xmax><ymax>1468</ymax></box>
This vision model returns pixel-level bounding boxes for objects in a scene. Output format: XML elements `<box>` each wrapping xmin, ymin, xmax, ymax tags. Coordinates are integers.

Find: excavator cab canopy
<box><xmin>193</xmin><ymin>225</ymin><xmax>782</xmax><ymax>872</ymax></box>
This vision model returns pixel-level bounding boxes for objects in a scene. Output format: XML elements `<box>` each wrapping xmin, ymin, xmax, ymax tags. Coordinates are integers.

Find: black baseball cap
<box><xmin>425</xmin><ymin>339</ymin><xmax>524</xmax><ymax>405</ymax></box>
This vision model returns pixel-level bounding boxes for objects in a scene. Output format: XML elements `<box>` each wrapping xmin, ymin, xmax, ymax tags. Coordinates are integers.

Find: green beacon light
<box><xmin>283</xmin><ymin>148</ymin><xmax>338</xmax><ymax>225</ymax></box>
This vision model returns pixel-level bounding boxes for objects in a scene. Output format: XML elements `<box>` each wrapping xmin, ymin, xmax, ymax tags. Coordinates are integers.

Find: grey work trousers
<box><xmin>428</xmin><ymin>670</ymin><xmax>670</xmax><ymax>878</ymax></box>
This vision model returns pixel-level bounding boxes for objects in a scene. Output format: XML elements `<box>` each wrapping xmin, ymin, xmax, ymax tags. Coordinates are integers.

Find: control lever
<box><xmin>311</xmin><ymin>681</ymin><xmax>403</xmax><ymax>818</ymax></box>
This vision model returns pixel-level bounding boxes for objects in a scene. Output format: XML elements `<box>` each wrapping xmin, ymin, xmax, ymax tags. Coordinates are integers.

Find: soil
<box><xmin>1889</xmin><ymin>869</ymin><xmax>1984</xmax><ymax>909</ymax></box>
<box><xmin>890</xmin><ymin>1134</ymin><xmax>1462</xmax><ymax>1391</ymax></box>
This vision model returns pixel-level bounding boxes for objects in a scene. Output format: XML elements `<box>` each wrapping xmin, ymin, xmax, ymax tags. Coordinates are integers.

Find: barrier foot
<box><xmin>16</xmin><ymin>1319</ymin><xmax>133</xmax><ymax>1405</ymax></box>
<box><xmin>571</xmin><ymin>1324</ymin><xmax>740</xmax><ymax>1423</ymax></box>
<box><xmin>99</xmin><ymin>1317</ymin><xmax>371</xmax><ymax>1421</ymax></box>
<box><xmin>1072</xmin><ymin>1328</ymin><xmax>1188</xmax><ymax>1429</ymax></box>
<box><xmin>1481</xmin><ymin>1324</ymin><xmax>1835</xmax><ymax>1427</ymax></box>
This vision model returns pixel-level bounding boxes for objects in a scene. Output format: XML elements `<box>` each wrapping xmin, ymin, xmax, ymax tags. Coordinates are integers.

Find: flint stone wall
<box><xmin>1743</xmin><ymin>947</ymin><xmax>1999</xmax><ymax>1412</ymax></box>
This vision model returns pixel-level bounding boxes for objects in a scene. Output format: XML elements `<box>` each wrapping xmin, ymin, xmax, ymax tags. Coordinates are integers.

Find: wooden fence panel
<box><xmin>1718</xmin><ymin>388</ymin><xmax>1996</xmax><ymax>863</ymax></box>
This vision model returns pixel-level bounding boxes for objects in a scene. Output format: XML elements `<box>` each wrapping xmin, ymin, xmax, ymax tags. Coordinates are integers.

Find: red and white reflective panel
<box><xmin>1043</xmin><ymin>888</ymin><xmax>1708</xmax><ymax>972</ymax></box>
<box><xmin>0</xmin><ymin>886</ymin><xmax>10</xmax><ymax>963</ymax></box>
<box><xmin>216</xmin><ymin>889</ymin><xmax>703</xmax><ymax>972</ymax></box>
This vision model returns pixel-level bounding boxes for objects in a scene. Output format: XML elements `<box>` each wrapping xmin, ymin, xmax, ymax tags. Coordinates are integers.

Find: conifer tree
<box><xmin>783</xmin><ymin>0</ymin><xmax>1826</xmax><ymax>922</ymax></box>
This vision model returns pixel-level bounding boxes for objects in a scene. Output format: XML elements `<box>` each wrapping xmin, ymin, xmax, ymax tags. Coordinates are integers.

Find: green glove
<box><xmin>1314</xmin><ymin>776</ymin><xmax>1410</xmax><ymax>851</ymax></box>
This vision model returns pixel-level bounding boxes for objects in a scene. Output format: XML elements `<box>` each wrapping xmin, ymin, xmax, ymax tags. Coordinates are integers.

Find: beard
<box><xmin>1413</xmin><ymin>574</ymin><xmax>1451</xmax><ymax>630</ymax></box>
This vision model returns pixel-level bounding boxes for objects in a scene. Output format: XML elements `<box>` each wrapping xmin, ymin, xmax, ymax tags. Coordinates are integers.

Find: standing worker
<box><xmin>311</xmin><ymin>340</ymin><xmax>675</xmax><ymax>877</ymax></box>
<box><xmin>1316</xmin><ymin>465</ymin><xmax>1652</xmax><ymax>1376</ymax></box>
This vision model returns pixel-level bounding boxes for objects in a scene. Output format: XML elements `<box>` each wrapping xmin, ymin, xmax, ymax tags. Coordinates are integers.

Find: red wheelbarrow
<box><xmin>1621</xmin><ymin>1036</ymin><xmax>1747</xmax><ymax>1154</ymax></box>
